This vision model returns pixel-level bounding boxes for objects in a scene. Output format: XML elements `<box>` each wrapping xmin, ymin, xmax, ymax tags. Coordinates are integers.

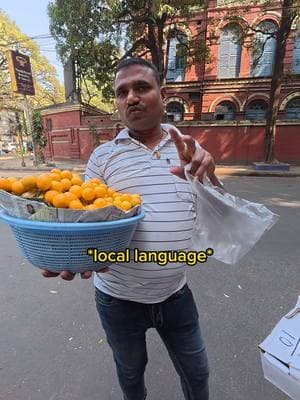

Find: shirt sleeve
<box><xmin>85</xmin><ymin>143</ymin><xmax>112</xmax><ymax>182</ymax></box>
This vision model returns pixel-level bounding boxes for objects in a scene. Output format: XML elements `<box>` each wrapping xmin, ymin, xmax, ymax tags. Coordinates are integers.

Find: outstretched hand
<box><xmin>42</xmin><ymin>268</ymin><xmax>109</xmax><ymax>280</ymax></box>
<box><xmin>169</xmin><ymin>128</ymin><xmax>222</xmax><ymax>187</ymax></box>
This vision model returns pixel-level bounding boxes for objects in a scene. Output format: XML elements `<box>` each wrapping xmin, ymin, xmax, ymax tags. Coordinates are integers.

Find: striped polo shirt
<box><xmin>85</xmin><ymin>124</ymin><xmax>197</xmax><ymax>304</ymax></box>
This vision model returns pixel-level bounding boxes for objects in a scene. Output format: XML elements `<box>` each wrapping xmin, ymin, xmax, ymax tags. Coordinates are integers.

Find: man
<box><xmin>43</xmin><ymin>57</ymin><xmax>220</xmax><ymax>400</ymax></box>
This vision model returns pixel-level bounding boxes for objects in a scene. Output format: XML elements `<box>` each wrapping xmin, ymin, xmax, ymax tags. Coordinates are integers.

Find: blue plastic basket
<box><xmin>0</xmin><ymin>210</ymin><xmax>144</xmax><ymax>273</ymax></box>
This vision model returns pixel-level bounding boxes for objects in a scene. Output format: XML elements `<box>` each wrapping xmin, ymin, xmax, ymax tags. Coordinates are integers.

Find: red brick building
<box><xmin>41</xmin><ymin>0</ymin><xmax>300</xmax><ymax>163</ymax></box>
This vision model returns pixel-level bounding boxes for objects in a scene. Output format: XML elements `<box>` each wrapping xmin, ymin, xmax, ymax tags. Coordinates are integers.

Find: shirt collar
<box><xmin>114</xmin><ymin>128</ymin><xmax>131</xmax><ymax>144</ymax></box>
<box><xmin>114</xmin><ymin>125</ymin><xmax>172</xmax><ymax>145</ymax></box>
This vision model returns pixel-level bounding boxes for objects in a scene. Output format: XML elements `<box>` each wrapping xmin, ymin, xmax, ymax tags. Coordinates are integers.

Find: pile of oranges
<box><xmin>0</xmin><ymin>169</ymin><xmax>141</xmax><ymax>211</ymax></box>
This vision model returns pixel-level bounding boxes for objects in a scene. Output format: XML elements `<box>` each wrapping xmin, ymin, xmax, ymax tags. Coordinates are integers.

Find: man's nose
<box><xmin>126</xmin><ymin>89</ymin><xmax>139</xmax><ymax>105</ymax></box>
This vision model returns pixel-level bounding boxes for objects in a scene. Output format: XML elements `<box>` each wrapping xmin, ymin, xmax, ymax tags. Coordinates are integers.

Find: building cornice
<box><xmin>40</xmin><ymin>102</ymin><xmax>108</xmax><ymax>117</ymax></box>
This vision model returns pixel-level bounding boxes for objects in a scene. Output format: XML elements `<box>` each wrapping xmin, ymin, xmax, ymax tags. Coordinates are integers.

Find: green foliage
<box><xmin>32</xmin><ymin>111</ymin><xmax>47</xmax><ymax>148</ymax></box>
<box><xmin>0</xmin><ymin>11</ymin><xmax>65</xmax><ymax>110</ymax></box>
<box><xmin>48</xmin><ymin>0</ymin><xmax>207</xmax><ymax>100</ymax></box>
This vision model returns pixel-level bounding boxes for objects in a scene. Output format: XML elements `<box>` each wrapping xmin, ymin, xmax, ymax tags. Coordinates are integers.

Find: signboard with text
<box><xmin>7</xmin><ymin>50</ymin><xmax>35</xmax><ymax>96</ymax></box>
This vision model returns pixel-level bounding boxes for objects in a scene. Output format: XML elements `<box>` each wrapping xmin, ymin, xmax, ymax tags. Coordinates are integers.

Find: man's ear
<box><xmin>160</xmin><ymin>86</ymin><xmax>167</xmax><ymax>102</ymax></box>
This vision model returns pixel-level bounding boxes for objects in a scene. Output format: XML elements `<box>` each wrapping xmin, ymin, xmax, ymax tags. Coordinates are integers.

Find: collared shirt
<box><xmin>85</xmin><ymin>124</ymin><xmax>197</xmax><ymax>304</ymax></box>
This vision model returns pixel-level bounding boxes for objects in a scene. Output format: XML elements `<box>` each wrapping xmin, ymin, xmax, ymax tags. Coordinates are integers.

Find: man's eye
<box><xmin>117</xmin><ymin>90</ymin><xmax>126</xmax><ymax>97</ymax></box>
<box><xmin>137</xmin><ymin>86</ymin><xmax>148</xmax><ymax>92</ymax></box>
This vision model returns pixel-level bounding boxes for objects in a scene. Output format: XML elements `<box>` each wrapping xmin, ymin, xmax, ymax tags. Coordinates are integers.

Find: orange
<box><xmin>49</xmin><ymin>172</ymin><xmax>62</xmax><ymax>181</ymax></box>
<box><xmin>131</xmin><ymin>198</ymin><xmax>141</xmax><ymax>207</ymax></box>
<box><xmin>20</xmin><ymin>175</ymin><xmax>37</xmax><ymax>191</ymax></box>
<box><xmin>69</xmin><ymin>185</ymin><xmax>82</xmax><ymax>199</ymax></box>
<box><xmin>71</xmin><ymin>175</ymin><xmax>83</xmax><ymax>186</ymax></box>
<box><xmin>94</xmin><ymin>198</ymin><xmax>107</xmax><ymax>208</ymax></box>
<box><xmin>60</xmin><ymin>170</ymin><xmax>73</xmax><ymax>179</ymax></box>
<box><xmin>50</xmin><ymin>168</ymin><xmax>62</xmax><ymax>175</ymax></box>
<box><xmin>60</xmin><ymin>178</ymin><xmax>72</xmax><ymax>191</ymax></box>
<box><xmin>119</xmin><ymin>200</ymin><xmax>132</xmax><ymax>211</ymax></box>
<box><xmin>64</xmin><ymin>191</ymin><xmax>77</xmax><ymax>202</ymax></box>
<box><xmin>107</xmin><ymin>188</ymin><xmax>116</xmax><ymax>197</ymax></box>
<box><xmin>81</xmin><ymin>182</ymin><xmax>94</xmax><ymax>189</ymax></box>
<box><xmin>11</xmin><ymin>181</ymin><xmax>25</xmax><ymax>195</ymax></box>
<box><xmin>131</xmin><ymin>194</ymin><xmax>141</xmax><ymax>207</ymax></box>
<box><xmin>52</xmin><ymin>193</ymin><xmax>69</xmax><ymax>208</ymax></box>
<box><xmin>85</xmin><ymin>204</ymin><xmax>98</xmax><ymax>210</ymax></box>
<box><xmin>90</xmin><ymin>178</ymin><xmax>102</xmax><ymax>184</ymax></box>
<box><xmin>82</xmin><ymin>187</ymin><xmax>95</xmax><ymax>202</ymax></box>
<box><xmin>44</xmin><ymin>190</ymin><xmax>59</xmax><ymax>204</ymax></box>
<box><xmin>36</xmin><ymin>174</ymin><xmax>52</xmax><ymax>191</ymax></box>
<box><xmin>113</xmin><ymin>199</ymin><xmax>122</xmax><ymax>208</ymax></box>
<box><xmin>0</xmin><ymin>178</ymin><xmax>12</xmax><ymax>192</ymax></box>
<box><xmin>121</xmin><ymin>194</ymin><xmax>132</xmax><ymax>203</ymax></box>
<box><xmin>7</xmin><ymin>177</ymin><xmax>18</xmax><ymax>184</ymax></box>
<box><xmin>69</xmin><ymin>199</ymin><xmax>84</xmax><ymax>210</ymax></box>
<box><xmin>50</xmin><ymin>180</ymin><xmax>63</xmax><ymax>192</ymax></box>
<box><xmin>94</xmin><ymin>185</ymin><xmax>107</xmax><ymax>198</ymax></box>
<box><xmin>113</xmin><ymin>195</ymin><xmax>122</xmax><ymax>202</ymax></box>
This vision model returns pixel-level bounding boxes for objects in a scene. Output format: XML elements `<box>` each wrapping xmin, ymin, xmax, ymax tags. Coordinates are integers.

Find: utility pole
<box><xmin>23</xmin><ymin>94</ymin><xmax>38</xmax><ymax>166</ymax></box>
<box><xmin>15</xmin><ymin>111</ymin><xmax>26</xmax><ymax>167</ymax></box>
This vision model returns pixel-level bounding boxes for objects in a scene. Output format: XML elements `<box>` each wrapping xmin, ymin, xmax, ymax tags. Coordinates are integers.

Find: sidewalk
<box><xmin>0</xmin><ymin>154</ymin><xmax>300</xmax><ymax>177</ymax></box>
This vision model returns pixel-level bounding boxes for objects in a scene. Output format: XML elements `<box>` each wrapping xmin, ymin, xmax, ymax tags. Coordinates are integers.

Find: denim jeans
<box><xmin>95</xmin><ymin>284</ymin><xmax>209</xmax><ymax>400</ymax></box>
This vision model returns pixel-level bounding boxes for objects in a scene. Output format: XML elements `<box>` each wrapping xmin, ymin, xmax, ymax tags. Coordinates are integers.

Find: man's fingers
<box><xmin>208</xmin><ymin>173</ymin><xmax>223</xmax><ymax>189</ymax></box>
<box><xmin>96</xmin><ymin>267</ymin><xmax>109</xmax><ymax>273</ymax></box>
<box><xmin>60</xmin><ymin>271</ymin><xmax>76</xmax><ymax>281</ymax></box>
<box><xmin>80</xmin><ymin>271</ymin><xmax>93</xmax><ymax>279</ymax></box>
<box><xmin>42</xmin><ymin>270</ymin><xmax>60</xmax><ymax>278</ymax></box>
<box><xmin>184</xmin><ymin>136</ymin><xmax>196</xmax><ymax>156</ymax></box>
<box><xmin>189</xmin><ymin>151</ymin><xmax>205</xmax><ymax>176</ymax></box>
<box><xmin>170</xmin><ymin>166</ymin><xmax>185</xmax><ymax>180</ymax></box>
<box><xmin>169</xmin><ymin>128</ymin><xmax>187</xmax><ymax>160</ymax></box>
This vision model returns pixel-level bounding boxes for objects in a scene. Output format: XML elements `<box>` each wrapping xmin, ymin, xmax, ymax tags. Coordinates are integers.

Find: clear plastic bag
<box><xmin>186</xmin><ymin>170</ymin><xmax>279</xmax><ymax>264</ymax></box>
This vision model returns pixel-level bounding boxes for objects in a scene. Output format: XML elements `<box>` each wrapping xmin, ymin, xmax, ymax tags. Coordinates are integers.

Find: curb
<box><xmin>215</xmin><ymin>169</ymin><xmax>300</xmax><ymax>177</ymax></box>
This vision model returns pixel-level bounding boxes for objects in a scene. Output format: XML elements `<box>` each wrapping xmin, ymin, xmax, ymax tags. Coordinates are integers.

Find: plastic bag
<box><xmin>186</xmin><ymin>170</ymin><xmax>279</xmax><ymax>264</ymax></box>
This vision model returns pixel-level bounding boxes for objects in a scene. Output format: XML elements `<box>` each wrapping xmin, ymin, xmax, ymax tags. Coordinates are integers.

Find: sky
<box><xmin>0</xmin><ymin>0</ymin><xmax>64</xmax><ymax>83</ymax></box>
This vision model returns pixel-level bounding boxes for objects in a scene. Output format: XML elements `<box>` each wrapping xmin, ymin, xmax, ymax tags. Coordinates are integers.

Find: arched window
<box><xmin>292</xmin><ymin>34</ymin><xmax>300</xmax><ymax>74</ymax></box>
<box><xmin>166</xmin><ymin>101</ymin><xmax>184</xmax><ymax>121</ymax></box>
<box><xmin>284</xmin><ymin>98</ymin><xmax>300</xmax><ymax>119</ymax></box>
<box><xmin>245</xmin><ymin>99</ymin><xmax>268</xmax><ymax>120</ymax></box>
<box><xmin>166</xmin><ymin>33</ymin><xmax>187</xmax><ymax>82</ymax></box>
<box><xmin>214</xmin><ymin>101</ymin><xmax>236</xmax><ymax>120</ymax></box>
<box><xmin>252</xmin><ymin>20</ymin><xmax>277</xmax><ymax>77</ymax></box>
<box><xmin>218</xmin><ymin>25</ymin><xmax>242</xmax><ymax>79</ymax></box>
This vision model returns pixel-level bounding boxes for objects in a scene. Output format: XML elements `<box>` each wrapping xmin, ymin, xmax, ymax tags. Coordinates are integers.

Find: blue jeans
<box><xmin>95</xmin><ymin>284</ymin><xmax>209</xmax><ymax>400</ymax></box>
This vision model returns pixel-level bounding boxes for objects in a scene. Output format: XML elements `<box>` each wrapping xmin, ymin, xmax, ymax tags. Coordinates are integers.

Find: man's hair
<box><xmin>115</xmin><ymin>57</ymin><xmax>160</xmax><ymax>86</ymax></box>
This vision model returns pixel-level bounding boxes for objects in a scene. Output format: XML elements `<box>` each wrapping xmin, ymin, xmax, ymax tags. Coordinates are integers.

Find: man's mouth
<box><xmin>127</xmin><ymin>106</ymin><xmax>145</xmax><ymax>116</ymax></box>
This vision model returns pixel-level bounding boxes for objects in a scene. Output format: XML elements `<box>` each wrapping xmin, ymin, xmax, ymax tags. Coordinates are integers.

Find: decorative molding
<box><xmin>241</xmin><ymin>93</ymin><xmax>270</xmax><ymax>111</ymax></box>
<box><xmin>165</xmin><ymin>96</ymin><xmax>189</xmax><ymax>112</ymax></box>
<box><xmin>280</xmin><ymin>91</ymin><xmax>300</xmax><ymax>110</ymax></box>
<box><xmin>209</xmin><ymin>95</ymin><xmax>242</xmax><ymax>112</ymax></box>
<box><xmin>251</xmin><ymin>12</ymin><xmax>281</xmax><ymax>28</ymax></box>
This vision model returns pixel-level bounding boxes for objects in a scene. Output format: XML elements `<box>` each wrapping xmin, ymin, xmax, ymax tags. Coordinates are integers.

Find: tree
<box><xmin>263</xmin><ymin>0</ymin><xmax>299</xmax><ymax>163</ymax></box>
<box><xmin>32</xmin><ymin>111</ymin><xmax>47</xmax><ymax>162</ymax></box>
<box><xmin>0</xmin><ymin>10</ymin><xmax>65</xmax><ymax>110</ymax></box>
<box><xmin>48</xmin><ymin>0</ymin><xmax>207</xmax><ymax>100</ymax></box>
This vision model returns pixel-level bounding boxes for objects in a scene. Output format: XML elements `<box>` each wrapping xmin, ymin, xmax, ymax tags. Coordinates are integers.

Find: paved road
<box><xmin>0</xmin><ymin>176</ymin><xmax>299</xmax><ymax>400</ymax></box>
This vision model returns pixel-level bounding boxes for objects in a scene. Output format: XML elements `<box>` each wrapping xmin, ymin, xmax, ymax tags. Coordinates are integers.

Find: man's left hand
<box><xmin>169</xmin><ymin>128</ymin><xmax>222</xmax><ymax>187</ymax></box>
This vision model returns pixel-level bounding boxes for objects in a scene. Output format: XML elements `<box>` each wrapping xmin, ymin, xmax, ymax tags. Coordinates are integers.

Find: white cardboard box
<box><xmin>260</xmin><ymin>296</ymin><xmax>300</xmax><ymax>399</ymax></box>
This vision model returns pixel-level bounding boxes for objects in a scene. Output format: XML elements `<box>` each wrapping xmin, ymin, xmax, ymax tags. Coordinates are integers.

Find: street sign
<box><xmin>7</xmin><ymin>50</ymin><xmax>35</xmax><ymax>96</ymax></box>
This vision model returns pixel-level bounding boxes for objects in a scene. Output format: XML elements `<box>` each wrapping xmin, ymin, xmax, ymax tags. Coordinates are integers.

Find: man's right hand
<box><xmin>42</xmin><ymin>268</ymin><xmax>109</xmax><ymax>280</ymax></box>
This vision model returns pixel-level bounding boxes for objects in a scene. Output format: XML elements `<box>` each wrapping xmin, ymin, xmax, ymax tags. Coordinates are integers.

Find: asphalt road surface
<box><xmin>0</xmin><ymin>176</ymin><xmax>299</xmax><ymax>400</ymax></box>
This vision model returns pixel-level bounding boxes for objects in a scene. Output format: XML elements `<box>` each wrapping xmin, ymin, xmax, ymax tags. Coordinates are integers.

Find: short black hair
<box><xmin>115</xmin><ymin>57</ymin><xmax>160</xmax><ymax>86</ymax></box>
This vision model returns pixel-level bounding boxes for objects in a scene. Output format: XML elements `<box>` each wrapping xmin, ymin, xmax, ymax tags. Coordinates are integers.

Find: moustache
<box><xmin>127</xmin><ymin>105</ymin><xmax>145</xmax><ymax>114</ymax></box>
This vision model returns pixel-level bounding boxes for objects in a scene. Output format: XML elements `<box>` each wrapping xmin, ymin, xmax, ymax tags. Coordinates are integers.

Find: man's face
<box><xmin>114</xmin><ymin>64</ymin><xmax>165</xmax><ymax>132</ymax></box>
